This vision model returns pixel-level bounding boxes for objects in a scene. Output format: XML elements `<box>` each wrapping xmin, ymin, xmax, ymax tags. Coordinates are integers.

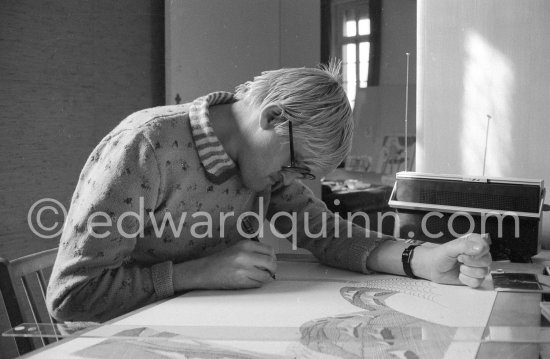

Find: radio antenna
<box><xmin>482</xmin><ymin>114</ymin><xmax>491</xmax><ymax>176</ymax></box>
<box><xmin>404</xmin><ymin>52</ymin><xmax>410</xmax><ymax>172</ymax></box>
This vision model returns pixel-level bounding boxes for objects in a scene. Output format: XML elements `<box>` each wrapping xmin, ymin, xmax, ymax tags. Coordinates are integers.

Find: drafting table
<box><xmin>8</xmin><ymin>255</ymin><xmax>550</xmax><ymax>359</ymax></box>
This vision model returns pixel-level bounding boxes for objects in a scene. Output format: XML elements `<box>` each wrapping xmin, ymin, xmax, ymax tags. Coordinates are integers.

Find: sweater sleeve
<box><xmin>47</xmin><ymin>130</ymin><xmax>171</xmax><ymax>322</ymax></box>
<box><xmin>266</xmin><ymin>181</ymin><xmax>393</xmax><ymax>274</ymax></box>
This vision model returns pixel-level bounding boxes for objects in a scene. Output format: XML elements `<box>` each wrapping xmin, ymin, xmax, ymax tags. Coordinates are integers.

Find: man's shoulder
<box><xmin>102</xmin><ymin>103</ymin><xmax>191</xmax><ymax>142</ymax></box>
<box><xmin>93</xmin><ymin>103</ymin><xmax>195</xmax><ymax>155</ymax></box>
<box><xmin>118</xmin><ymin>103</ymin><xmax>192</xmax><ymax>130</ymax></box>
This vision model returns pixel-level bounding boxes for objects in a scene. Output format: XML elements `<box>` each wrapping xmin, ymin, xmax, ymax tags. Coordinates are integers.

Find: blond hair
<box><xmin>235</xmin><ymin>59</ymin><xmax>353</xmax><ymax>173</ymax></box>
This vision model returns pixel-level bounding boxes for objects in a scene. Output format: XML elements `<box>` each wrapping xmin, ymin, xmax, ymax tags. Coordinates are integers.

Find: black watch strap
<box><xmin>402</xmin><ymin>245</ymin><xmax>420</xmax><ymax>279</ymax></box>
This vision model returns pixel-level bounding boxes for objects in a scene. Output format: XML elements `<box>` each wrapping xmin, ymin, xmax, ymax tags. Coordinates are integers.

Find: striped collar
<box><xmin>189</xmin><ymin>92</ymin><xmax>239</xmax><ymax>184</ymax></box>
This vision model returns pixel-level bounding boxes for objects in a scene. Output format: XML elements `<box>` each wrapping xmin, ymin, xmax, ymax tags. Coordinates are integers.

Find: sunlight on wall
<box><xmin>461</xmin><ymin>31</ymin><xmax>514</xmax><ymax>176</ymax></box>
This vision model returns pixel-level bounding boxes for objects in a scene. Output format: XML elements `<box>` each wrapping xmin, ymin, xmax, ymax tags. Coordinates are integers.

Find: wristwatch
<box><xmin>402</xmin><ymin>244</ymin><xmax>420</xmax><ymax>279</ymax></box>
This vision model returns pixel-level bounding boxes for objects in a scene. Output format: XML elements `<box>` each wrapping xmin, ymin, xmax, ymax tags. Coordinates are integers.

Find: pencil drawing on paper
<box><xmin>289</xmin><ymin>278</ymin><xmax>456</xmax><ymax>359</ymax></box>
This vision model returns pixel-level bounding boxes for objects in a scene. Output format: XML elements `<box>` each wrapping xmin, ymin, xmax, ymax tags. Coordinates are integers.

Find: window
<box><xmin>323</xmin><ymin>0</ymin><xmax>381</xmax><ymax>109</ymax></box>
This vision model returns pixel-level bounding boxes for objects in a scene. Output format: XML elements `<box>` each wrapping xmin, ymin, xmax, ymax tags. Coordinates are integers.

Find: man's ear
<box><xmin>259</xmin><ymin>104</ymin><xmax>284</xmax><ymax>130</ymax></box>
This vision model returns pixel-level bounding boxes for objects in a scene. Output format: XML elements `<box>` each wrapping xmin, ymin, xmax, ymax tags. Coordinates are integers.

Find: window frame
<box><xmin>322</xmin><ymin>0</ymin><xmax>381</xmax><ymax>90</ymax></box>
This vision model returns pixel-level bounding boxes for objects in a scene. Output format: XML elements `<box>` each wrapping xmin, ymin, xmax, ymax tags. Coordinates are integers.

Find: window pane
<box><xmin>342</xmin><ymin>44</ymin><xmax>357</xmax><ymax>107</ymax></box>
<box><xmin>343</xmin><ymin>44</ymin><xmax>356</xmax><ymax>84</ymax></box>
<box><xmin>343</xmin><ymin>9</ymin><xmax>356</xmax><ymax>37</ymax></box>
<box><xmin>344</xmin><ymin>20</ymin><xmax>356</xmax><ymax>37</ymax></box>
<box><xmin>358</xmin><ymin>18</ymin><xmax>371</xmax><ymax>35</ymax></box>
<box><xmin>359</xmin><ymin>42</ymin><xmax>370</xmax><ymax>88</ymax></box>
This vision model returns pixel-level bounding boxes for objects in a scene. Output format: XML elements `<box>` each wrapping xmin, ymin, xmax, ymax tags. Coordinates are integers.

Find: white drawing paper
<box><xmin>27</xmin><ymin>261</ymin><xmax>498</xmax><ymax>358</ymax></box>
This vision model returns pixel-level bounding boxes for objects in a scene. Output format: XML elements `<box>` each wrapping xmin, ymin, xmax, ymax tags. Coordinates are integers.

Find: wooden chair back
<box><xmin>0</xmin><ymin>247</ymin><xmax>59</xmax><ymax>355</ymax></box>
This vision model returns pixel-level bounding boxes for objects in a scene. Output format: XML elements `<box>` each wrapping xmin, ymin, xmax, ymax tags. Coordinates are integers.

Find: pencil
<box><xmin>242</xmin><ymin>217</ymin><xmax>260</xmax><ymax>242</ymax></box>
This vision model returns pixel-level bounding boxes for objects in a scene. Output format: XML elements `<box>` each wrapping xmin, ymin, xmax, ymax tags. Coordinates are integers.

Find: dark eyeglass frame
<box><xmin>281</xmin><ymin>121</ymin><xmax>316</xmax><ymax>180</ymax></box>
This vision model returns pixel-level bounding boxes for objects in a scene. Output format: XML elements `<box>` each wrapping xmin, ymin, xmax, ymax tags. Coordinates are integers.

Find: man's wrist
<box><xmin>409</xmin><ymin>245</ymin><xmax>432</xmax><ymax>280</ymax></box>
<box><xmin>173</xmin><ymin>259</ymin><xmax>206</xmax><ymax>292</ymax></box>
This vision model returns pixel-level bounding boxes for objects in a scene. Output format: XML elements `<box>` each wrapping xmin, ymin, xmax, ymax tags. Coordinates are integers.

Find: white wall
<box><xmin>417</xmin><ymin>0</ymin><xmax>550</xmax><ymax>244</ymax></box>
<box><xmin>379</xmin><ymin>0</ymin><xmax>417</xmax><ymax>86</ymax></box>
<box><xmin>166</xmin><ymin>0</ymin><xmax>320</xmax><ymax>104</ymax></box>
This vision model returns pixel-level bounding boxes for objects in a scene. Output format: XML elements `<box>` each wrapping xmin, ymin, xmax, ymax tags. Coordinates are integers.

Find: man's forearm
<box><xmin>365</xmin><ymin>239</ymin><xmax>432</xmax><ymax>280</ymax></box>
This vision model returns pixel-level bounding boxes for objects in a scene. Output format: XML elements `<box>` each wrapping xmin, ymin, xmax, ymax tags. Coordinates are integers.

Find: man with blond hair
<box><xmin>47</xmin><ymin>61</ymin><xmax>491</xmax><ymax>322</ymax></box>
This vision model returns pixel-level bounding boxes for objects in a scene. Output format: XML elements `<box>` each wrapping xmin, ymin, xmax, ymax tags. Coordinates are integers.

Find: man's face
<box><xmin>235</xmin><ymin>102</ymin><xmax>320</xmax><ymax>192</ymax></box>
<box><xmin>237</xmin><ymin>126</ymin><xmax>314</xmax><ymax>192</ymax></box>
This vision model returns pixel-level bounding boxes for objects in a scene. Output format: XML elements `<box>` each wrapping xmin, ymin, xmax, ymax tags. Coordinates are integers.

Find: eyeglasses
<box><xmin>281</xmin><ymin>121</ymin><xmax>316</xmax><ymax>180</ymax></box>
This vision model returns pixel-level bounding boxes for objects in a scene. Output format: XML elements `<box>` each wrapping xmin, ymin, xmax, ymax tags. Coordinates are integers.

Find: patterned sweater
<box><xmin>46</xmin><ymin>92</ymin><xmax>388</xmax><ymax>322</ymax></box>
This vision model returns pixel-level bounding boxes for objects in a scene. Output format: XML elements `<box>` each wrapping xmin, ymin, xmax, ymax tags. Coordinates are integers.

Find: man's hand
<box><xmin>173</xmin><ymin>241</ymin><xmax>277</xmax><ymax>292</ymax></box>
<box><xmin>413</xmin><ymin>234</ymin><xmax>492</xmax><ymax>288</ymax></box>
